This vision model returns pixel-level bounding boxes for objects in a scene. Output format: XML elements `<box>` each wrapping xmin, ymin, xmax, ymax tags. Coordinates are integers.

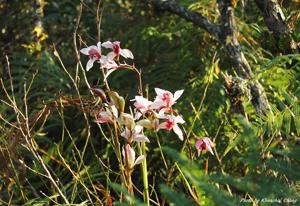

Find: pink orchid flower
<box><xmin>151</xmin><ymin>88</ymin><xmax>184</xmax><ymax>109</ymax></box>
<box><xmin>95</xmin><ymin>105</ymin><xmax>118</xmax><ymax>123</ymax></box>
<box><xmin>195</xmin><ymin>137</ymin><xmax>214</xmax><ymax>156</ymax></box>
<box><xmin>80</xmin><ymin>42</ymin><xmax>103</xmax><ymax>71</ymax></box>
<box><xmin>122</xmin><ymin>144</ymin><xmax>145</xmax><ymax>169</ymax></box>
<box><xmin>158</xmin><ymin>115</ymin><xmax>185</xmax><ymax>141</ymax></box>
<box><xmin>121</xmin><ymin>125</ymin><xmax>150</xmax><ymax>143</ymax></box>
<box><xmin>102</xmin><ymin>41</ymin><xmax>134</xmax><ymax>59</ymax></box>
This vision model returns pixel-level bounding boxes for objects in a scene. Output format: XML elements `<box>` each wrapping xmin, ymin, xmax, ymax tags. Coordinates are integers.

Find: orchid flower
<box><xmin>158</xmin><ymin>115</ymin><xmax>185</xmax><ymax>140</ymax></box>
<box><xmin>122</xmin><ymin>144</ymin><xmax>145</xmax><ymax>169</ymax></box>
<box><xmin>100</xmin><ymin>55</ymin><xmax>118</xmax><ymax>69</ymax></box>
<box><xmin>121</xmin><ymin>125</ymin><xmax>150</xmax><ymax>143</ymax></box>
<box><xmin>195</xmin><ymin>137</ymin><xmax>214</xmax><ymax>156</ymax></box>
<box><xmin>151</xmin><ymin>88</ymin><xmax>184</xmax><ymax>109</ymax></box>
<box><xmin>102</xmin><ymin>41</ymin><xmax>134</xmax><ymax>59</ymax></box>
<box><xmin>95</xmin><ymin>105</ymin><xmax>118</xmax><ymax>123</ymax></box>
<box><xmin>132</xmin><ymin>96</ymin><xmax>153</xmax><ymax>119</ymax></box>
<box><xmin>80</xmin><ymin>42</ymin><xmax>102</xmax><ymax>71</ymax></box>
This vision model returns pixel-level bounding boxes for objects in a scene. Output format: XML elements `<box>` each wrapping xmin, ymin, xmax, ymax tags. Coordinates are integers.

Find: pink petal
<box><xmin>95</xmin><ymin>111</ymin><xmax>112</xmax><ymax>123</ymax></box>
<box><xmin>158</xmin><ymin>122</ymin><xmax>168</xmax><ymax>130</ymax></box>
<box><xmin>195</xmin><ymin>139</ymin><xmax>204</xmax><ymax>149</ymax></box>
<box><xmin>149</xmin><ymin>101</ymin><xmax>165</xmax><ymax>110</ymax></box>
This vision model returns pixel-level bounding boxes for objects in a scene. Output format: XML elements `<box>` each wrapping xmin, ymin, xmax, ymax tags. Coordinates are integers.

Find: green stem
<box><xmin>139</xmin><ymin>142</ymin><xmax>150</xmax><ymax>205</ymax></box>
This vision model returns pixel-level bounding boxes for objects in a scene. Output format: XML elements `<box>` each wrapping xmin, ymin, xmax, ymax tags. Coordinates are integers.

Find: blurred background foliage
<box><xmin>0</xmin><ymin>0</ymin><xmax>300</xmax><ymax>205</ymax></box>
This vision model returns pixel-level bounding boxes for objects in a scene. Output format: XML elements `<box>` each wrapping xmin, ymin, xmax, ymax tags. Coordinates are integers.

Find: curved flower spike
<box><xmin>80</xmin><ymin>42</ymin><xmax>102</xmax><ymax>71</ymax></box>
<box><xmin>195</xmin><ymin>137</ymin><xmax>214</xmax><ymax>156</ymax></box>
<box><xmin>102</xmin><ymin>41</ymin><xmax>134</xmax><ymax>59</ymax></box>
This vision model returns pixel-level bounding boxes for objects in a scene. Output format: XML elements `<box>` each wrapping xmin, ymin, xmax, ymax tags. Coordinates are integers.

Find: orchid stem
<box><xmin>139</xmin><ymin>142</ymin><xmax>150</xmax><ymax>205</ymax></box>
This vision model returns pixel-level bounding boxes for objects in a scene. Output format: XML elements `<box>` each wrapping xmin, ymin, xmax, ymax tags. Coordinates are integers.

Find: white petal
<box><xmin>173</xmin><ymin>90</ymin><xmax>184</xmax><ymax>101</ymax></box>
<box><xmin>175</xmin><ymin>116</ymin><xmax>185</xmax><ymax>124</ymax></box>
<box><xmin>134</xmin><ymin>125</ymin><xmax>143</xmax><ymax>134</ymax></box>
<box><xmin>86</xmin><ymin>59</ymin><xmax>95</xmax><ymax>71</ymax></box>
<box><xmin>134</xmin><ymin>155</ymin><xmax>145</xmax><ymax>166</ymax></box>
<box><xmin>135</xmin><ymin>96</ymin><xmax>152</xmax><ymax>108</ymax></box>
<box><xmin>80</xmin><ymin>48</ymin><xmax>90</xmax><ymax>55</ymax></box>
<box><xmin>122</xmin><ymin>146</ymin><xmax>125</xmax><ymax>159</ymax></box>
<box><xmin>134</xmin><ymin>135</ymin><xmax>150</xmax><ymax>142</ymax></box>
<box><xmin>120</xmin><ymin>49</ymin><xmax>134</xmax><ymax>59</ymax></box>
<box><xmin>102</xmin><ymin>41</ymin><xmax>113</xmax><ymax>49</ymax></box>
<box><xmin>207</xmin><ymin>146</ymin><xmax>214</xmax><ymax>155</ymax></box>
<box><xmin>89</xmin><ymin>45</ymin><xmax>98</xmax><ymax>50</ymax></box>
<box><xmin>154</xmin><ymin>88</ymin><xmax>165</xmax><ymax>96</ymax></box>
<box><xmin>173</xmin><ymin>125</ymin><xmax>184</xmax><ymax>141</ymax></box>
<box><xmin>134</xmin><ymin>112</ymin><xmax>142</xmax><ymax>120</ymax></box>
<box><xmin>97</xmin><ymin>41</ymin><xmax>102</xmax><ymax>52</ymax></box>
<box><xmin>121</xmin><ymin>128</ymin><xmax>130</xmax><ymax>139</ymax></box>
<box><xmin>111</xmin><ymin>105</ymin><xmax>118</xmax><ymax>117</ymax></box>
<box><xmin>129</xmin><ymin>145</ymin><xmax>135</xmax><ymax>165</ymax></box>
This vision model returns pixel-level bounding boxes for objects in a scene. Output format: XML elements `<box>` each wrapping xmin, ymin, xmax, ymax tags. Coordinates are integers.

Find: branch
<box><xmin>137</xmin><ymin>0</ymin><xmax>220</xmax><ymax>39</ymax></box>
<box><xmin>255</xmin><ymin>0</ymin><xmax>298</xmax><ymax>53</ymax></box>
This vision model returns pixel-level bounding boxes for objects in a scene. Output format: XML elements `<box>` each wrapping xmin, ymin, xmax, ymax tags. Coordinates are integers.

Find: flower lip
<box><xmin>112</xmin><ymin>41</ymin><xmax>121</xmax><ymax>55</ymax></box>
<box><xmin>88</xmin><ymin>48</ymin><xmax>101</xmax><ymax>59</ymax></box>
